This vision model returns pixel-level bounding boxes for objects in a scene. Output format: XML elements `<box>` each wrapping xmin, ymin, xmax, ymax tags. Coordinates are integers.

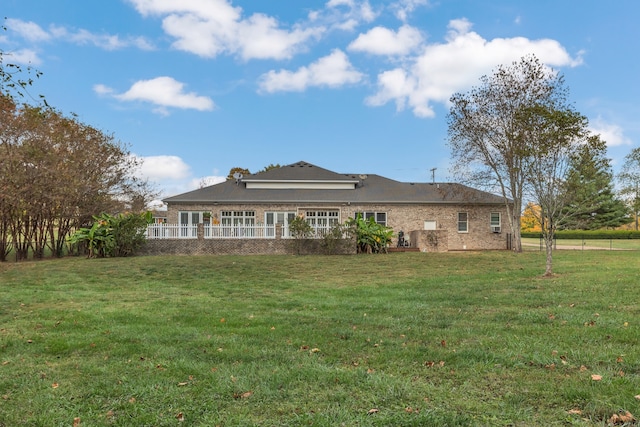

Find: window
<box><xmin>179</xmin><ymin>211</ymin><xmax>209</xmax><ymax>225</ymax></box>
<box><xmin>178</xmin><ymin>211</ymin><xmax>211</xmax><ymax>237</ymax></box>
<box><xmin>355</xmin><ymin>211</ymin><xmax>387</xmax><ymax>226</ymax></box>
<box><xmin>490</xmin><ymin>212</ymin><xmax>501</xmax><ymax>232</ymax></box>
<box><xmin>221</xmin><ymin>211</ymin><xmax>255</xmax><ymax>226</ymax></box>
<box><xmin>265</xmin><ymin>212</ymin><xmax>297</xmax><ymax>226</ymax></box>
<box><xmin>457</xmin><ymin>212</ymin><xmax>468</xmax><ymax>233</ymax></box>
<box><xmin>305</xmin><ymin>210</ymin><xmax>339</xmax><ymax>227</ymax></box>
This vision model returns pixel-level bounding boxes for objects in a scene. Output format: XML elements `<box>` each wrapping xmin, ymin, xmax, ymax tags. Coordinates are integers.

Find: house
<box><xmin>157</xmin><ymin>161</ymin><xmax>512</xmax><ymax>252</ymax></box>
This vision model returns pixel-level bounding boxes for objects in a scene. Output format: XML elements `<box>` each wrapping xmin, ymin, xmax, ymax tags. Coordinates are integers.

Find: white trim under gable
<box><xmin>245</xmin><ymin>180</ymin><xmax>357</xmax><ymax>190</ymax></box>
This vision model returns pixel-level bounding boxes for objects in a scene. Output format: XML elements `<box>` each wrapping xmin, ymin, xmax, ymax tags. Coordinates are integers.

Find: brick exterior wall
<box><xmin>165</xmin><ymin>201</ymin><xmax>510</xmax><ymax>252</ymax></box>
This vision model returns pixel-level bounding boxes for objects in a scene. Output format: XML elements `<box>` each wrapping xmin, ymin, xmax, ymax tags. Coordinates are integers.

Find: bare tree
<box><xmin>448</xmin><ymin>55</ymin><xmax>570</xmax><ymax>252</ymax></box>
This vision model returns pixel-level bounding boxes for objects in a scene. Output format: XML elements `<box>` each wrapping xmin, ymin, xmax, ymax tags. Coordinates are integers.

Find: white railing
<box><xmin>146</xmin><ymin>223</ymin><xmax>341</xmax><ymax>240</ymax></box>
<box><xmin>146</xmin><ymin>224</ymin><xmax>198</xmax><ymax>239</ymax></box>
<box><xmin>204</xmin><ymin>224</ymin><xmax>275</xmax><ymax>239</ymax></box>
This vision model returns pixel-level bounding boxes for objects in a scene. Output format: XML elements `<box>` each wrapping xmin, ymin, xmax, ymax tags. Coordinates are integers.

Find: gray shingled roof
<box><xmin>163</xmin><ymin>161</ymin><xmax>506</xmax><ymax>205</ymax></box>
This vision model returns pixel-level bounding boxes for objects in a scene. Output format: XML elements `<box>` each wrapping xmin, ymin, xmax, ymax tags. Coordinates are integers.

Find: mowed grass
<box><xmin>522</xmin><ymin>237</ymin><xmax>640</xmax><ymax>251</ymax></box>
<box><xmin>0</xmin><ymin>251</ymin><xmax>638</xmax><ymax>426</ymax></box>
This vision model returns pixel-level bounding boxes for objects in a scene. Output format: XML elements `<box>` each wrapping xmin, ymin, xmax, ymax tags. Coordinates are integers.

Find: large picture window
<box><xmin>457</xmin><ymin>212</ymin><xmax>468</xmax><ymax>233</ymax></box>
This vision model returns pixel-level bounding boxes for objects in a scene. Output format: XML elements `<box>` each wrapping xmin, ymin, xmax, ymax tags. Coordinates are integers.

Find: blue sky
<box><xmin>2</xmin><ymin>0</ymin><xmax>639</xmax><ymax>205</ymax></box>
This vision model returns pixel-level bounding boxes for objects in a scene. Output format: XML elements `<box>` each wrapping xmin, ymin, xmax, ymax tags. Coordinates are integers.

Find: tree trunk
<box><xmin>543</xmin><ymin>233</ymin><xmax>554</xmax><ymax>277</ymax></box>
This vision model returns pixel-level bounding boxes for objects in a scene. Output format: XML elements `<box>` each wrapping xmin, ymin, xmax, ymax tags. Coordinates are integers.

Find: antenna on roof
<box><xmin>233</xmin><ymin>172</ymin><xmax>243</xmax><ymax>185</ymax></box>
<box><xmin>430</xmin><ymin>168</ymin><xmax>437</xmax><ymax>184</ymax></box>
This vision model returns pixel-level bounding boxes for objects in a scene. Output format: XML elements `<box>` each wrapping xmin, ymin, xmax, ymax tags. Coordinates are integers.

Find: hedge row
<box><xmin>521</xmin><ymin>230</ymin><xmax>640</xmax><ymax>240</ymax></box>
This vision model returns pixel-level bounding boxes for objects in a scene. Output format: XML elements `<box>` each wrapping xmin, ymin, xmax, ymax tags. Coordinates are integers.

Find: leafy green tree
<box><xmin>448</xmin><ymin>55</ymin><xmax>570</xmax><ymax>253</ymax></box>
<box><xmin>618</xmin><ymin>147</ymin><xmax>640</xmax><ymax>230</ymax></box>
<box><xmin>558</xmin><ymin>138</ymin><xmax>629</xmax><ymax>230</ymax></box>
<box><xmin>517</xmin><ymin>104</ymin><xmax>595</xmax><ymax>276</ymax></box>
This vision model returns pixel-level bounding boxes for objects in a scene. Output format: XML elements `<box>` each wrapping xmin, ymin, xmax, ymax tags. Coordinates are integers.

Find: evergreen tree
<box><xmin>559</xmin><ymin>138</ymin><xmax>629</xmax><ymax>229</ymax></box>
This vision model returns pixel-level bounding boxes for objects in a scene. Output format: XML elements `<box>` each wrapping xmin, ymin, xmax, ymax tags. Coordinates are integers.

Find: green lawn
<box><xmin>1</xmin><ymin>252</ymin><xmax>639</xmax><ymax>426</ymax></box>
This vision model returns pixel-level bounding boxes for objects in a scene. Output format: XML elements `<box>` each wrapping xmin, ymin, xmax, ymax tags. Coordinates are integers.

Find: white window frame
<box><xmin>179</xmin><ymin>211</ymin><xmax>209</xmax><ymax>225</ymax></box>
<box><xmin>457</xmin><ymin>212</ymin><xmax>468</xmax><ymax>233</ymax></box>
<box><xmin>304</xmin><ymin>210</ymin><xmax>340</xmax><ymax>227</ymax></box>
<box><xmin>490</xmin><ymin>212</ymin><xmax>501</xmax><ymax>232</ymax></box>
<box><xmin>221</xmin><ymin>211</ymin><xmax>255</xmax><ymax>226</ymax></box>
<box><xmin>355</xmin><ymin>211</ymin><xmax>387</xmax><ymax>226</ymax></box>
<box><xmin>265</xmin><ymin>212</ymin><xmax>297</xmax><ymax>227</ymax></box>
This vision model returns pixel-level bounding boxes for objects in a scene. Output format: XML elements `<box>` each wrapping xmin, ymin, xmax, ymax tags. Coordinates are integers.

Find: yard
<box><xmin>0</xmin><ymin>251</ymin><xmax>638</xmax><ymax>426</ymax></box>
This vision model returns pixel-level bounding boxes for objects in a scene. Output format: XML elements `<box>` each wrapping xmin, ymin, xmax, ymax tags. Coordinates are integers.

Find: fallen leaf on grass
<box><xmin>591</xmin><ymin>374</ymin><xmax>602</xmax><ymax>381</ymax></box>
<box><xmin>609</xmin><ymin>411</ymin><xmax>635</xmax><ymax>425</ymax></box>
<box><xmin>233</xmin><ymin>391</ymin><xmax>253</xmax><ymax>399</ymax></box>
<box><xmin>128</xmin><ymin>397</ymin><xmax>136</xmax><ymax>403</ymax></box>
<box><xmin>176</xmin><ymin>412</ymin><xmax>185</xmax><ymax>422</ymax></box>
<box><xmin>567</xmin><ymin>409</ymin><xmax>582</xmax><ymax>415</ymax></box>
<box><xmin>73</xmin><ymin>417</ymin><xmax>81</xmax><ymax>427</ymax></box>
<box><xmin>52</xmin><ymin>382</ymin><xmax>59</xmax><ymax>389</ymax></box>
<box><xmin>367</xmin><ymin>408</ymin><xmax>379</xmax><ymax>415</ymax></box>
<box><xmin>177</xmin><ymin>382</ymin><xmax>189</xmax><ymax>387</ymax></box>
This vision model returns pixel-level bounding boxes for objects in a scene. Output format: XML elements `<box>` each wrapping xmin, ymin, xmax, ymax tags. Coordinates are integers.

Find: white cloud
<box><xmin>137</xmin><ymin>155</ymin><xmax>191</xmax><ymax>180</ymax></box>
<box><xmin>391</xmin><ymin>0</ymin><xmax>429</xmax><ymax>22</ymax></box>
<box><xmin>366</xmin><ymin>18</ymin><xmax>583</xmax><ymax>117</ymax></box>
<box><xmin>590</xmin><ymin>117</ymin><xmax>632</xmax><ymax>147</ymax></box>
<box><xmin>68</xmin><ymin>29</ymin><xmax>154</xmax><ymax>51</ymax></box>
<box><xmin>128</xmin><ymin>0</ymin><xmax>323</xmax><ymax>60</ymax></box>
<box><xmin>5</xmin><ymin>19</ymin><xmax>51</xmax><ymax>42</ymax></box>
<box><xmin>133</xmin><ymin>154</ymin><xmax>226</xmax><ymax>199</ymax></box>
<box><xmin>96</xmin><ymin>77</ymin><xmax>215</xmax><ymax>114</ymax></box>
<box><xmin>5</xmin><ymin>18</ymin><xmax>154</xmax><ymax>51</ymax></box>
<box><xmin>317</xmin><ymin>0</ymin><xmax>378</xmax><ymax>31</ymax></box>
<box><xmin>3</xmin><ymin>48</ymin><xmax>42</xmax><ymax>66</ymax></box>
<box><xmin>258</xmin><ymin>49</ymin><xmax>364</xmax><ymax>93</ymax></box>
<box><xmin>348</xmin><ymin>24</ymin><xmax>423</xmax><ymax>56</ymax></box>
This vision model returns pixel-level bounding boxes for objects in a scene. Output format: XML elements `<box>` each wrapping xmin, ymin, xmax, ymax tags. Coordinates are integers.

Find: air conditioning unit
<box><xmin>491</xmin><ymin>226</ymin><xmax>501</xmax><ymax>233</ymax></box>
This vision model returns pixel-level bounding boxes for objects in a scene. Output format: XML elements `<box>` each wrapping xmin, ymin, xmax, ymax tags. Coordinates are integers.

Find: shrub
<box><xmin>69</xmin><ymin>212</ymin><xmax>152</xmax><ymax>258</ymax></box>
<box><xmin>346</xmin><ymin>214</ymin><xmax>393</xmax><ymax>254</ymax></box>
